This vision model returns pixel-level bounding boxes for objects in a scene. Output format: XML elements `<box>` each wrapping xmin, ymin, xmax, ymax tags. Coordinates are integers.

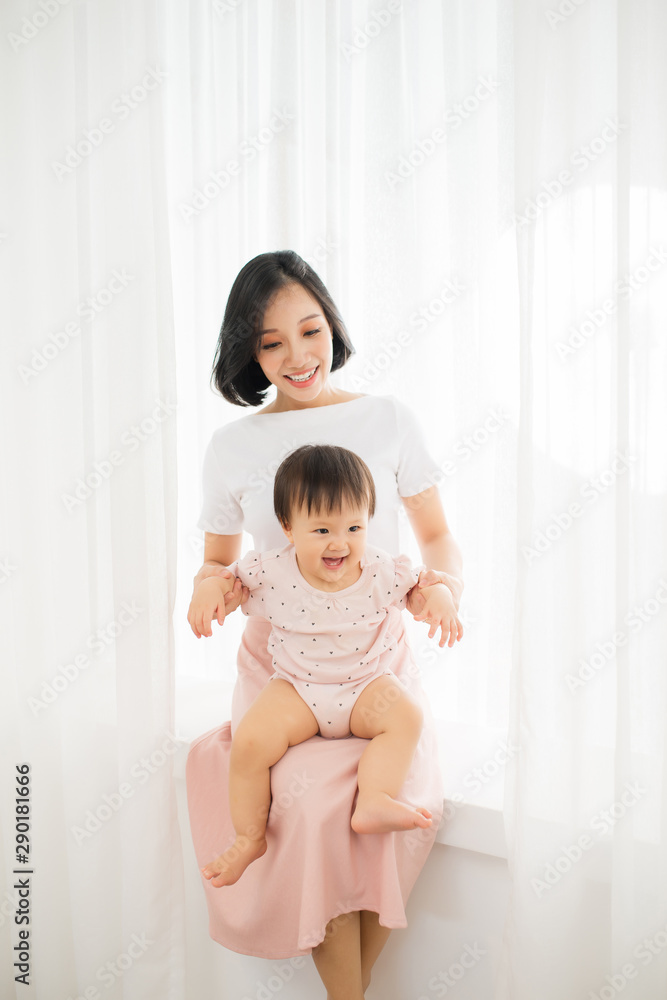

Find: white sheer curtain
<box><xmin>499</xmin><ymin>2</ymin><xmax>667</xmax><ymax>997</ymax></box>
<box><xmin>2</xmin><ymin>1</ymin><xmax>665</xmax><ymax>998</ymax></box>
<box><xmin>1</xmin><ymin>2</ymin><xmax>184</xmax><ymax>998</ymax></box>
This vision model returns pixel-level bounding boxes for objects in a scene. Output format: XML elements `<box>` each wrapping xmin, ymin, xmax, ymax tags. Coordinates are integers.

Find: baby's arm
<box><xmin>188</xmin><ymin>574</ymin><xmax>237</xmax><ymax>638</ymax></box>
<box><xmin>406</xmin><ymin>578</ymin><xmax>463</xmax><ymax>648</ymax></box>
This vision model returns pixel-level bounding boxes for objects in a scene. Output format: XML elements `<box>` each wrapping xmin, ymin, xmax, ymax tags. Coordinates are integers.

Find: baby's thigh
<box><xmin>349</xmin><ymin>674</ymin><xmax>423</xmax><ymax>740</ymax></box>
<box><xmin>234</xmin><ymin>679</ymin><xmax>319</xmax><ymax>761</ymax></box>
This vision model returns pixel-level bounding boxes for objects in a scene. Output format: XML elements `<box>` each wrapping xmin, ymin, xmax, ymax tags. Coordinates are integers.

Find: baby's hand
<box><xmin>410</xmin><ymin>576</ymin><xmax>463</xmax><ymax>648</ymax></box>
<box><xmin>188</xmin><ymin>577</ymin><xmax>239</xmax><ymax>638</ymax></box>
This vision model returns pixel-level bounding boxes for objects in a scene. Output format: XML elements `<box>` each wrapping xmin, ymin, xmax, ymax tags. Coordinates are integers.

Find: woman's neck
<box><xmin>259</xmin><ymin>386</ymin><xmax>365</xmax><ymax>414</ymax></box>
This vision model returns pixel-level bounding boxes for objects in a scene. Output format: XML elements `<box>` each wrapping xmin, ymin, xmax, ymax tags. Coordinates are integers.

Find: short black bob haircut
<box><xmin>211</xmin><ymin>250</ymin><xmax>355</xmax><ymax>407</ymax></box>
<box><xmin>274</xmin><ymin>445</ymin><xmax>376</xmax><ymax>529</ymax></box>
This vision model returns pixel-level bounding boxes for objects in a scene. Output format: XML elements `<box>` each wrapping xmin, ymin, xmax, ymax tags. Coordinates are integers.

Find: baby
<box><xmin>188</xmin><ymin>444</ymin><xmax>462</xmax><ymax>887</ymax></box>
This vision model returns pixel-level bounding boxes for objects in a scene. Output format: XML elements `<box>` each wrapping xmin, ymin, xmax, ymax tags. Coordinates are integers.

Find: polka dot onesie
<box><xmin>229</xmin><ymin>544</ymin><xmax>423</xmax><ymax>738</ymax></box>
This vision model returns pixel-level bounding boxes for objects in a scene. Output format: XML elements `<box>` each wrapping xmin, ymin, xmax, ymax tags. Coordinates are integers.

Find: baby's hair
<box><xmin>211</xmin><ymin>250</ymin><xmax>355</xmax><ymax>407</ymax></box>
<box><xmin>274</xmin><ymin>445</ymin><xmax>376</xmax><ymax>528</ymax></box>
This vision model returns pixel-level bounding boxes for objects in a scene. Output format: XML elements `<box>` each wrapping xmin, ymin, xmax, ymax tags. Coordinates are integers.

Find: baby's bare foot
<box><xmin>201</xmin><ymin>835</ymin><xmax>267</xmax><ymax>887</ymax></box>
<box><xmin>351</xmin><ymin>794</ymin><xmax>432</xmax><ymax>834</ymax></box>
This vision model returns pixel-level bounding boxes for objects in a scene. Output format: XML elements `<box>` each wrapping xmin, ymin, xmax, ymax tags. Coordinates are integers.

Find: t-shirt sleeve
<box><xmin>391</xmin><ymin>553</ymin><xmax>423</xmax><ymax>610</ymax></box>
<box><xmin>392</xmin><ymin>397</ymin><xmax>443</xmax><ymax>498</ymax></box>
<box><xmin>196</xmin><ymin>433</ymin><xmax>245</xmax><ymax>535</ymax></box>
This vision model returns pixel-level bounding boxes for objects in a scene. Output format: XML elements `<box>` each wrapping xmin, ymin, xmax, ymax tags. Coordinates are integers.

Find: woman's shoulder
<box><xmin>203</xmin><ymin>393</ymin><xmax>417</xmax><ymax>458</ymax></box>
<box><xmin>204</xmin><ymin>408</ymin><xmax>285</xmax><ymax>460</ymax></box>
<box><xmin>352</xmin><ymin>393</ymin><xmax>417</xmax><ymax>420</ymax></box>
<box><xmin>208</xmin><ymin>408</ymin><xmax>264</xmax><ymax>440</ymax></box>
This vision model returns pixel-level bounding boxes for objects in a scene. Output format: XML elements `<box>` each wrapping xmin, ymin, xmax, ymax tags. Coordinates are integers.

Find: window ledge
<box><xmin>433</xmin><ymin>718</ymin><xmax>509</xmax><ymax>859</ymax></box>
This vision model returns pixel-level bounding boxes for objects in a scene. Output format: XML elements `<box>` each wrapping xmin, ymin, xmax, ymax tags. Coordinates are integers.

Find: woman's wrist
<box><xmin>432</xmin><ymin>571</ymin><xmax>463</xmax><ymax>610</ymax></box>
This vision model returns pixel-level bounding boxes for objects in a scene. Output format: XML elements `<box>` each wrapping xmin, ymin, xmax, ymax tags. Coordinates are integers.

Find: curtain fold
<box><xmin>1</xmin><ymin>2</ymin><xmax>184</xmax><ymax>998</ymax></box>
<box><xmin>500</xmin><ymin>2</ymin><xmax>667</xmax><ymax>997</ymax></box>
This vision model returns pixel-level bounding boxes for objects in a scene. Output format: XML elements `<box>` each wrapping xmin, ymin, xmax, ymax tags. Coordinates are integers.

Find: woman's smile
<box><xmin>283</xmin><ymin>365</ymin><xmax>320</xmax><ymax>386</ymax></box>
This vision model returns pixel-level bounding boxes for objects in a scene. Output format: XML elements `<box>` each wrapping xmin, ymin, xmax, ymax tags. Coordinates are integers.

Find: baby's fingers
<box><xmin>445</xmin><ymin>616</ymin><xmax>464</xmax><ymax>647</ymax></box>
<box><xmin>190</xmin><ymin>619</ymin><xmax>204</xmax><ymax>639</ymax></box>
<box><xmin>436</xmin><ymin>619</ymin><xmax>451</xmax><ymax>648</ymax></box>
<box><xmin>200</xmin><ymin>608</ymin><xmax>215</xmax><ymax>638</ymax></box>
<box><xmin>187</xmin><ymin>604</ymin><xmax>202</xmax><ymax>638</ymax></box>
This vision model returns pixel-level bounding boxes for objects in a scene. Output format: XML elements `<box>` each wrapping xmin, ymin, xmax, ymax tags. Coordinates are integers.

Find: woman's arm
<box><xmin>401</xmin><ymin>487</ymin><xmax>464</xmax><ymax>609</ymax></box>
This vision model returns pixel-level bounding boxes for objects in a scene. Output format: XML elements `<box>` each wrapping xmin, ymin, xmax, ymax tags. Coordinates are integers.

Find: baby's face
<box><xmin>283</xmin><ymin>500</ymin><xmax>369</xmax><ymax>592</ymax></box>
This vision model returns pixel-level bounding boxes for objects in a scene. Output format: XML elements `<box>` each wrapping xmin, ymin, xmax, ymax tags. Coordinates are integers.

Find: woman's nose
<box><xmin>285</xmin><ymin>338</ymin><xmax>310</xmax><ymax>367</ymax></box>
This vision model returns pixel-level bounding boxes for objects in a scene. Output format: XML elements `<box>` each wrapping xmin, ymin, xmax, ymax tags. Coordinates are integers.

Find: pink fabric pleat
<box><xmin>186</xmin><ymin>617</ymin><xmax>443</xmax><ymax>958</ymax></box>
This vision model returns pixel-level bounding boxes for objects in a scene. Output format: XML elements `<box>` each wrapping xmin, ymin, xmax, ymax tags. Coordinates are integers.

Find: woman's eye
<box><xmin>304</xmin><ymin>328</ymin><xmax>321</xmax><ymax>337</ymax></box>
<box><xmin>261</xmin><ymin>341</ymin><xmax>280</xmax><ymax>351</ymax></box>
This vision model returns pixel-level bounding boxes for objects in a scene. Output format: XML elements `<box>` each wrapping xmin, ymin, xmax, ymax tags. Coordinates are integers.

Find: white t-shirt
<box><xmin>197</xmin><ymin>394</ymin><xmax>439</xmax><ymax>553</ymax></box>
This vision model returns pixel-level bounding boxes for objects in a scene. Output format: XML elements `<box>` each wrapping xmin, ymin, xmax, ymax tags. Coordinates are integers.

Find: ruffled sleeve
<box><xmin>225</xmin><ymin>551</ymin><xmax>265</xmax><ymax>619</ymax></box>
<box><xmin>391</xmin><ymin>552</ymin><xmax>423</xmax><ymax>610</ymax></box>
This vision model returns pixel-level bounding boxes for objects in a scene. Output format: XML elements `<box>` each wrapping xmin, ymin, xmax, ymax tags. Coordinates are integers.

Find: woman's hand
<box><xmin>414</xmin><ymin>568</ymin><xmax>464</xmax><ymax>610</ymax></box>
<box><xmin>408</xmin><ymin>578</ymin><xmax>463</xmax><ymax>648</ymax></box>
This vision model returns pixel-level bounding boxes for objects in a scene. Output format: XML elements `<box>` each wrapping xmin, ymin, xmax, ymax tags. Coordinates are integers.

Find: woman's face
<box><xmin>254</xmin><ymin>283</ymin><xmax>334</xmax><ymax>408</ymax></box>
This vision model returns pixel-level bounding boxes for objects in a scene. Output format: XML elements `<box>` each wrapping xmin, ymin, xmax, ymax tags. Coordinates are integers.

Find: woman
<box><xmin>186</xmin><ymin>250</ymin><xmax>463</xmax><ymax>1000</ymax></box>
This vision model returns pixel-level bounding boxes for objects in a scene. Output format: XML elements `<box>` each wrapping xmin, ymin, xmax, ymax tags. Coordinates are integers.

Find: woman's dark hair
<box><xmin>274</xmin><ymin>445</ymin><xmax>376</xmax><ymax>528</ymax></box>
<box><xmin>212</xmin><ymin>251</ymin><xmax>355</xmax><ymax>406</ymax></box>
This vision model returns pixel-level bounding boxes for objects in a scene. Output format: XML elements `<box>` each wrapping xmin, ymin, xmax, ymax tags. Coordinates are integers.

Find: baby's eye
<box><xmin>349</xmin><ymin>525</ymin><xmax>362</xmax><ymax>532</ymax></box>
<box><xmin>315</xmin><ymin>528</ymin><xmax>329</xmax><ymax>534</ymax></box>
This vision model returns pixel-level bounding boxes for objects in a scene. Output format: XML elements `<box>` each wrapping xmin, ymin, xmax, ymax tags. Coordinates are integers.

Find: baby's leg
<box><xmin>349</xmin><ymin>676</ymin><xmax>432</xmax><ymax>834</ymax></box>
<box><xmin>202</xmin><ymin>678</ymin><xmax>319</xmax><ymax>887</ymax></box>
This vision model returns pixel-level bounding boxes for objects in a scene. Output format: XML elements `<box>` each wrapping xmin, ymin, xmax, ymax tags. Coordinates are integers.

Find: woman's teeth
<box><xmin>286</xmin><ymin>367</ymin><xmax>317</xmax><ymax>382</ymax></box>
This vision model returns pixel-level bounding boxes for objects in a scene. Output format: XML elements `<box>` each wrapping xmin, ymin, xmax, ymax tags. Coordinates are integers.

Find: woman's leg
<box><xmin>202</xmin><ymin>679</ymin><xmax>318</xmax><ymax>886</ymax></box>
<box><xmin>311</xmin><ymin>910</ymin><xmax>392</xmax><ymax>998</ymax></box>
<box><xmin>311</xmin><ymin>910</ymin><xmax>365</xmax><ymax>1000</ymax></box>
<box><xmin>360</xmin><ymin>911</ymin><xmax>392</xmax><ymax>994</ymax></box>
<box><xmin>349</xmin><ymin>675</ymin><xmax>431</xmax><ymax>833</ymax></box>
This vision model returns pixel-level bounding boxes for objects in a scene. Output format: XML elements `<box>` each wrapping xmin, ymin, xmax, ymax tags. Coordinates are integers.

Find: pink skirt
<box><xmin>185</xmin><ymin>617</ymin><xmax>443</xmax><ymax>959</ymax></box>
